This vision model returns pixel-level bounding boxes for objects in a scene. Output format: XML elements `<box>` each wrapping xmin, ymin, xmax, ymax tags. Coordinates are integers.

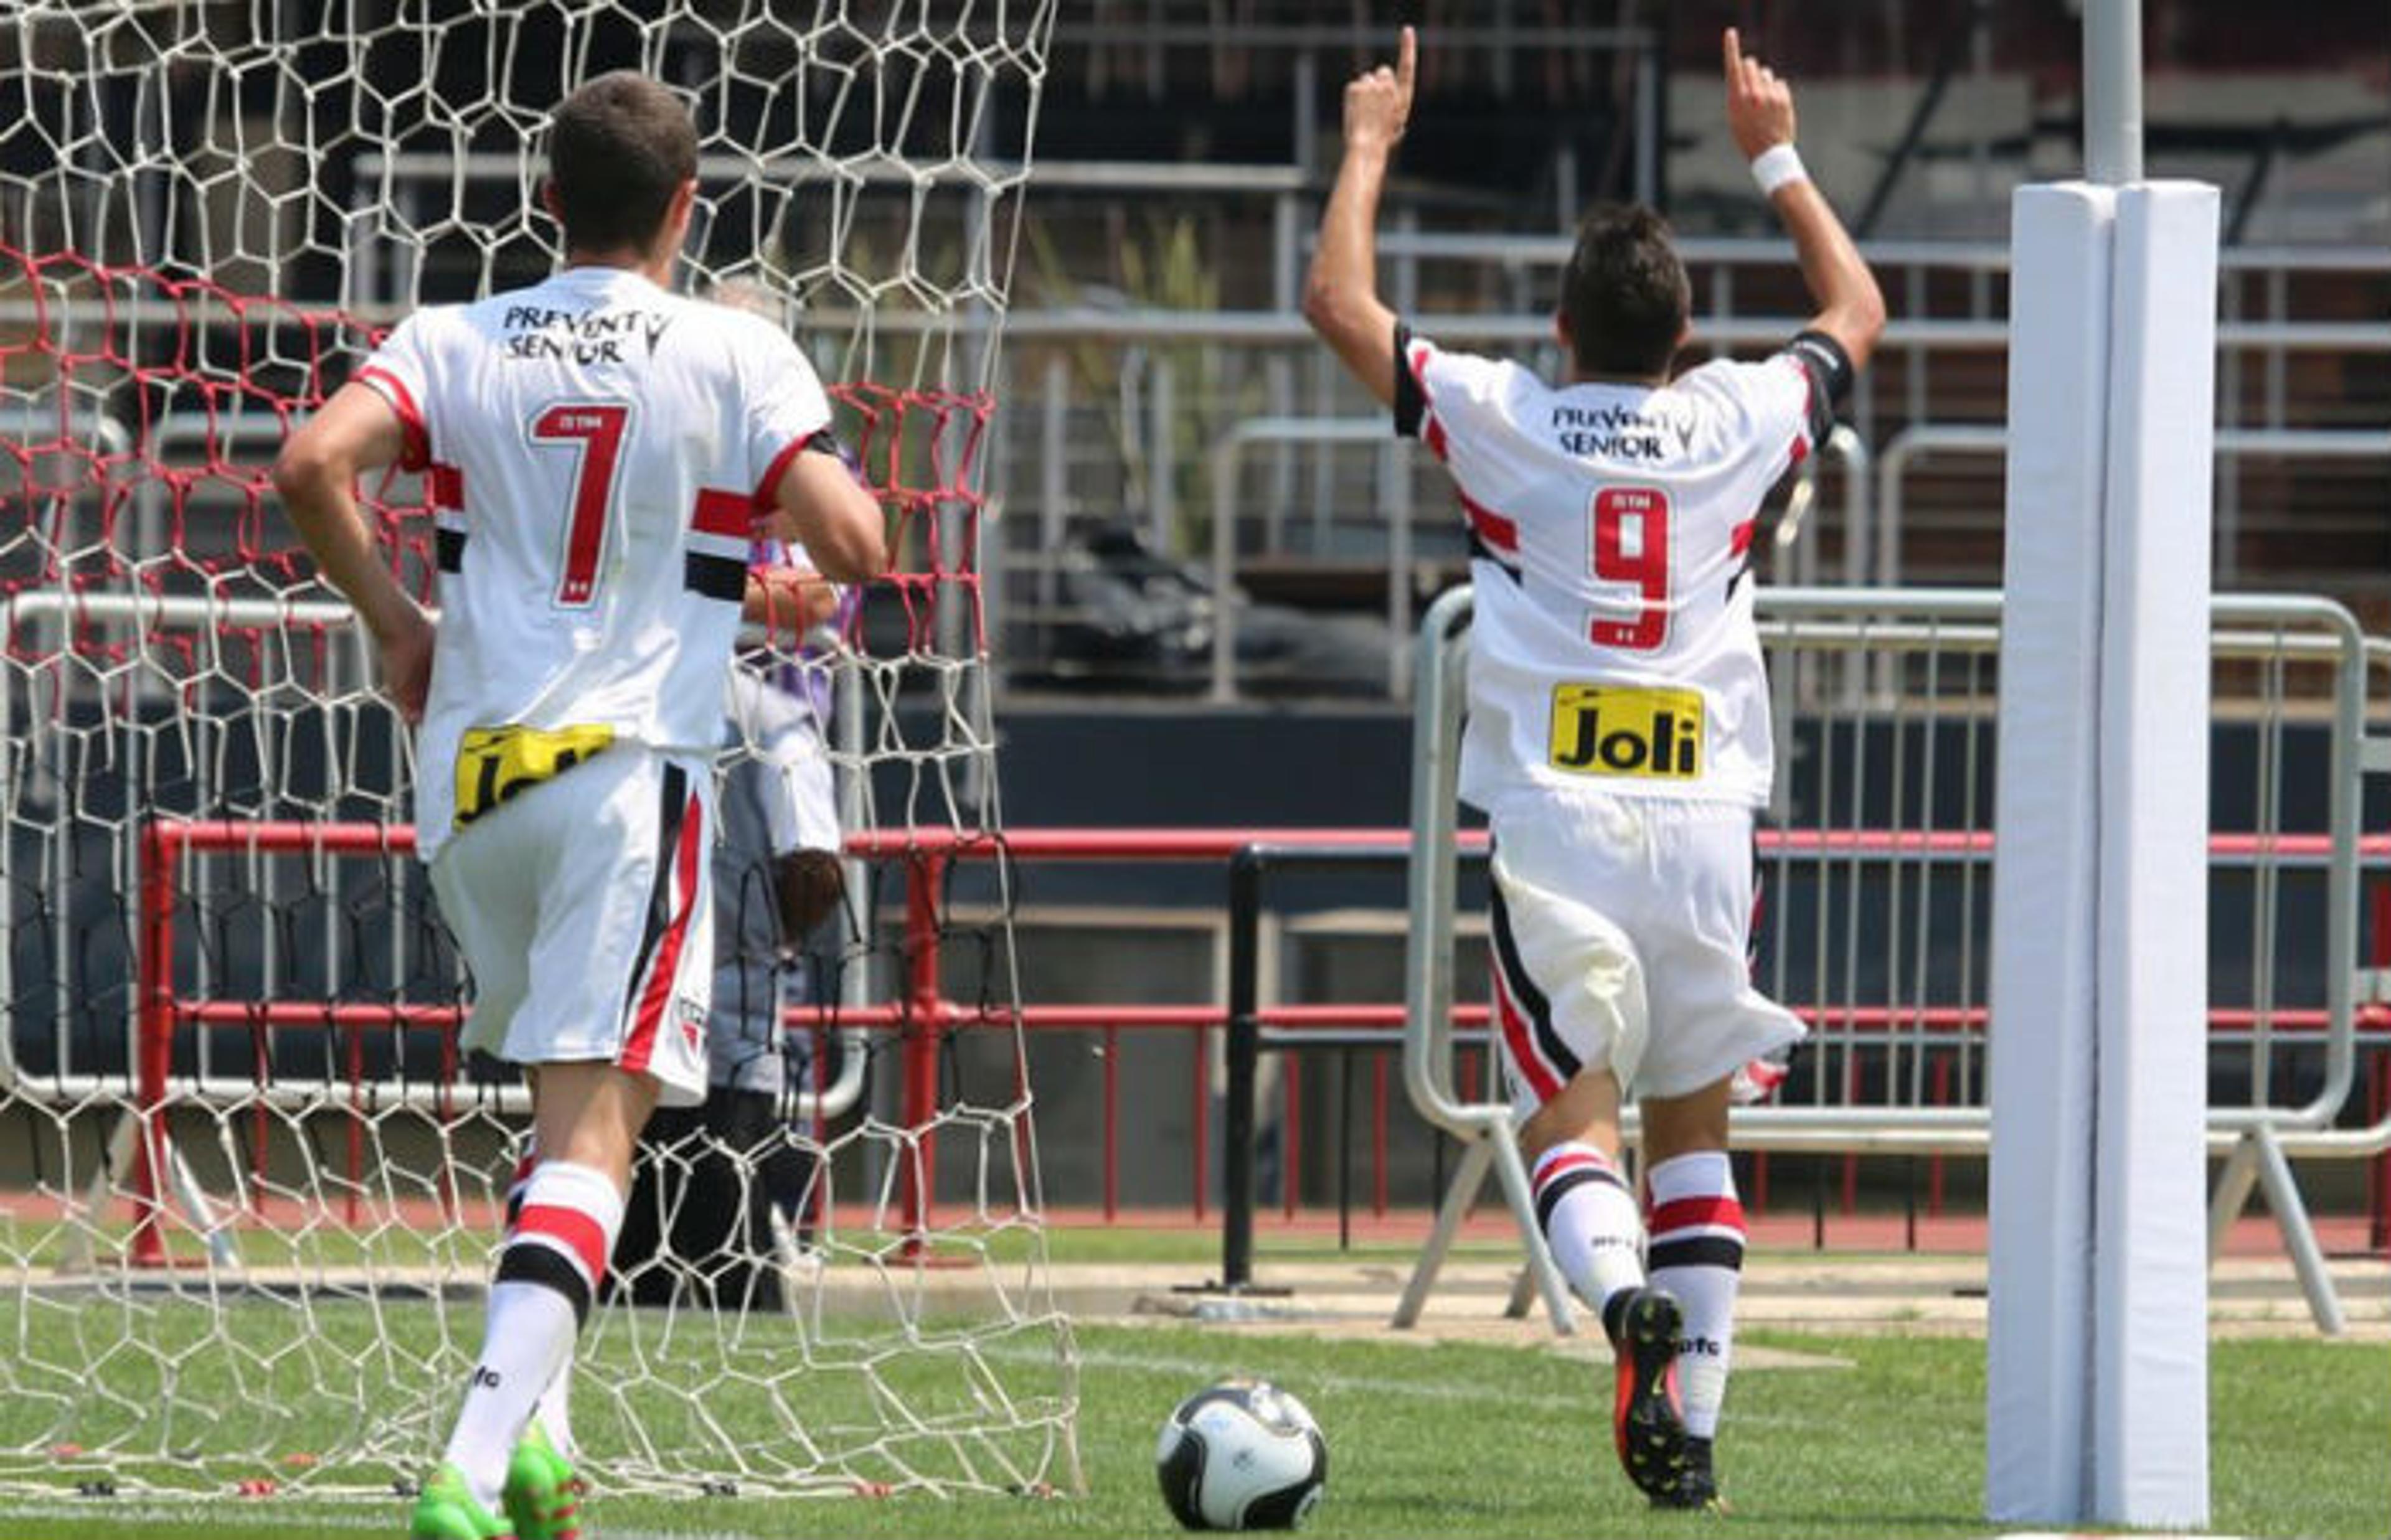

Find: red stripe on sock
<box><xmin>515</xmin><ymin>1203</ymin><xmax>610</xmax><ymax>1287</ymax></box>
<box><xmin>1648</xmin><ymin>1194</ymin><xmax>1746</xmax><ymax>1236</ymax></box>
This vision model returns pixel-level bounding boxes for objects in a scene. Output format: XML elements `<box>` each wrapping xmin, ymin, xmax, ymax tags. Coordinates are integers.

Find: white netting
<box><xmin>0</xmin><ymin>0</ymin><xmax>1073</xmax><ymax>1505</ymax></box>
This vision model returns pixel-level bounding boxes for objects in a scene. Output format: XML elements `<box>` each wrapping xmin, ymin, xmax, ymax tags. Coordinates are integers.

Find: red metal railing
<box><xmin>131</xmin><ymin>819</ymin><xmax>2391</xmax><ymax>1265</ymax></box>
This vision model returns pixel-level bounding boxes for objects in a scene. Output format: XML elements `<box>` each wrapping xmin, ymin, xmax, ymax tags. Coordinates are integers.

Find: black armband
<box><xmin>1392</xmin><ymin>319</ymin><xmax>1426</xmax><ymax>439</ymax></box>
<box><xmin>1785</xmin><ymin>329</ymin><xmax>1854</xmax><ymax>446</ymax></box>
<box><xmin>803</xmin><ymin>426</ymin><xmax>862</xmax><ymax>477</ymax></box>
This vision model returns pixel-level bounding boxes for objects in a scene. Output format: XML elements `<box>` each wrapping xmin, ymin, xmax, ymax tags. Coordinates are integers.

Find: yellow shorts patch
<box><xmin>455</xmin><ymin>723</ymin><xmax>616</xmax><ymax>827</ymax></box>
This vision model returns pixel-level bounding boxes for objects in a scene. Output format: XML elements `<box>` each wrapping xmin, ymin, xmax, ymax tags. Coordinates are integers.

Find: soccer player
<box><xmin>273</xmin><ymin>71</ymin><xmax>885</xmax><ymax>1540</ymax></box>
<box><xmin>1303</xmin><ymin>26</ymin><xmax>1883</xmax><ymax>1511</ymax></box>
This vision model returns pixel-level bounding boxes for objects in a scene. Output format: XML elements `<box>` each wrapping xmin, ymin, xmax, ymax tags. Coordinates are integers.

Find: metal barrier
<box><xmin>14</xmin><ymin>593</ymin><xmax>2390</xmax><ymax>1311</ymax></box>
<box><xmin>113</xmin><ymin>819</ymin><xmax>1479</xmax><ymax>1284</ymax></box>
<box><xmin>1205</xmin><ymin>418</ymin><xmax>1412</xmax><ymax>701</ymax></box>
<box><xmin>1400</xmin><ymin>584</ymin><xmax>2391</xmax><ymax>1335</ymax></box>
<box><xmin>21</xmin><ymin>235</ymin><xmax>2384</xmax><ymax>694</ymax></box>
<box><xmin>1872</xmin><ymin>423</ymin><xmax>2391</xmax><ymax>589</ymax></box>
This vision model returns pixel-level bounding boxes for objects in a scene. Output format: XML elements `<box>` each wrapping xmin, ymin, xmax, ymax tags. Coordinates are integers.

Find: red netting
<box><xmin>1</xmin><ymin>244</ymin><xmax>989</xmax><ymax>666</ymax></box>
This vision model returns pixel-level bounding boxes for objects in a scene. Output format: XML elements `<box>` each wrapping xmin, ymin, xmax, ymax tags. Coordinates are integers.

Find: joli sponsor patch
<box><xmin>1546</xmin><ymin>683</ymin><xmax>1703</xmax><ymax>779</ymax></box>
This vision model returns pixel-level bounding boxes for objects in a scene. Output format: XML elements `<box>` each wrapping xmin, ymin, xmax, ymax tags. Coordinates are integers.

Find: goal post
<box><xmin>1986</xmin><ymin>2</ymin><xmax>2217</xmax><ymax>1526</ymax></box>
<box><xmin>0</xmin><ymin>0</ymin><xmax>1072</xmax><ymax>1503</ymax></box>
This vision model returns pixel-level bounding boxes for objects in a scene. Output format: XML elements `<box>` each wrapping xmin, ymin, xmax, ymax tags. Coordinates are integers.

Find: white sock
<box><xmin>1530</xmin><ymin>1142</ymin><xmax>1646</xmax><ymax>1339</ymax></box>
<box><xmin>500</xmin><ymin>1140</ymin><xmax>576</xmax><ymax>1458</ymax></box>
<box><xmin>1645</xmin><ymin>1150</ymin><xmax>1745</xmax><ymax>1439</ymax></box>
<box><xmin>443</xmin><ymin>1160</ymin><xmax>622</xmax><ymax>1506</ymax></box>
<box><xmin>532</xmin><ymin>1366</ymin><xmax>575</xmax><ymax>1460</ymax></box>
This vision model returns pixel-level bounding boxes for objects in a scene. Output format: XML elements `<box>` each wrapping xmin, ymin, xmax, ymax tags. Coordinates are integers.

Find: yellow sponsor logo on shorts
<box><xmin>1547</xmin><ymin>683</ymin><xmax>1703</xmax><ymax>779</ymax></box>
<box><xmin>455</xmin><ymin>723</ymin><xmax>615</xmax><ymax>827</ymax></box>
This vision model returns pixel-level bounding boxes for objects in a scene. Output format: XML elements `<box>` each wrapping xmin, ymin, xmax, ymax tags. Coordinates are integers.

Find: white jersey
<box><xmin>358</xmin><ymin>265</ymin><xmax>834</xmax><ymax>858</ymax></box>
<box><xmin>1397</xmin><ymin>327</ymin><xmax>1835</xmax><ymax>810</ymax></box>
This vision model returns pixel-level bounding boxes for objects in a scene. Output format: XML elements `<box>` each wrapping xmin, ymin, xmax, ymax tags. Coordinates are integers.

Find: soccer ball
<box><xmin>1154</xmin><ymin>1378</ymin><xmax>1328</xmax><ymax>1531</ymax></box>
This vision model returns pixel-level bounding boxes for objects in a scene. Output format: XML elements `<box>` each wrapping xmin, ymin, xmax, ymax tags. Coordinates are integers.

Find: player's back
<box><xmin>357</xmin><ymin>264</ymin><xmax>832</xmax><ymax>854</ymax></box>
<box><xmin>1401</xmin><ymin>334</ymin><xmax>1818</xmax><ymax>810</ymax></box>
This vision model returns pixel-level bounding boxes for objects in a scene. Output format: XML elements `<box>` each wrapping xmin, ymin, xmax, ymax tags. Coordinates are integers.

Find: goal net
<box><xmin>0</xmin><ymin>0</ymin><xmax>1073</xmax><ymax>1505</ymax></box>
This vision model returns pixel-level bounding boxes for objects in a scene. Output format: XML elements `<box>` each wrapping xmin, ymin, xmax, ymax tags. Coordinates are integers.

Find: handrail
<box><xmin>1403</xmin><ymin>586</ymin><xmax>1483</xmax><ymax>1141</ymax></box>
<box><xmin>11</xmin><ymin>298</ymin><xmax>2382</xmax><ymax>353</ymax></box>
<box><xmin>1370</xmin><ymin>230</ymin><xmax>2391</xmax><ymax>274</ymax></box>
<box><xmin>1205</xmin><ymin>416</ymin><xmax>1409</xmax><ymax>702</ymax></box>
<box><xmin>357</xmin><ymin>152</ymin><xmax>1308</xmax><ymax>193</ymax></box>
<box><xmin>10</xmin><ymin>588</ymin><xmax>2385</xmax><ymax>1277</ymax></box>
<box><xmin>1397</xmin><ymin>583</ymin><xmax>2389</xmax><ymax>1331</ymax></box>
<box><xmin>1873</xmin><ymin>424</ymin><xmax>2391</xmax><ymax>589</ymax></box>
<box><xmin>1405</xmin><ymin>584</ymin><xmax>2379</xmax><ymax>1142</ymax></box>
<box><xmin>0</xmin><ymin>589</ymin><xmax>370</xmax><ymax>1101</ymax></box>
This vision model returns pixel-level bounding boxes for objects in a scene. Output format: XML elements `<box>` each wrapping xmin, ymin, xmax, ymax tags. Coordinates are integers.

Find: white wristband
<box><xmin>1750</xmin><ymin>142</ymin><xmax>1808</xmax><ymax>196</ymax></box>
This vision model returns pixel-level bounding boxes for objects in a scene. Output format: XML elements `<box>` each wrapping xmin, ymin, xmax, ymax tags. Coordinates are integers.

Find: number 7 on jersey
<box><xmin>529</xmin><ymin>401</ymin><xmax>631</xmax><ymax>608</ymax></box>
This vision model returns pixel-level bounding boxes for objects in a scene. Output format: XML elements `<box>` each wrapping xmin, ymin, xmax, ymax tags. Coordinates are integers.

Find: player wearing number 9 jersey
<box><xmin>1304</xmin><ymin>25</ymin><xmax>1882</xmax><ymax>1516</ymax></box>
<box><xmin>1397</xmin><ymin>314</ymin><xmax>1838</xmax><ymax>812</ymax></box>
<box><xmin>275</xmin><ymin>71</ymin><xmax>884</xmax><ymax>1540</ymax></box>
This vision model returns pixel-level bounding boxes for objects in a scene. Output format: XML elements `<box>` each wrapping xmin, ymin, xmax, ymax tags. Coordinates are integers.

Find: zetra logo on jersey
<box><xmin>1547</xmin><ymin>683</ymin><xmax>1704</xmax><ymax>780</ymax></box>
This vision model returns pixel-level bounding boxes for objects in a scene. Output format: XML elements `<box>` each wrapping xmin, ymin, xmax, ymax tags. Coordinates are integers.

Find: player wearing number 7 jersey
<box><xmin>1304</xmin><ymin>26</ymin><xmax>1882</xmax><ymax>1514</ymax></box>
<box><xmin>274</xmin><ymin>72</ymin><xmax>884</xmax><ymax>1540</ymax></box>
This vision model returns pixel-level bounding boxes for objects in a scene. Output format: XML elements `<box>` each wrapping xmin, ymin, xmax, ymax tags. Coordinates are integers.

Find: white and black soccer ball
<box><xmin>1154</xmin><ymin>1378</ymin><xmax>1328</xmax><ymax>1531</ymax></box>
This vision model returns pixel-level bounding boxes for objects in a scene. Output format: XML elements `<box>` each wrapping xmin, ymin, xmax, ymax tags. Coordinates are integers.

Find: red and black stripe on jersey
<box><xmin>1395</xmin><ymin>321</ymin><xmax>1524</xmax><ymax>581</ymax></box>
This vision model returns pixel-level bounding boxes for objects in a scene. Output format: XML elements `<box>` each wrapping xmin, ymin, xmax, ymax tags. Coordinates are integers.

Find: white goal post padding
<box><xmin>1988</xmin><ymin>179</ymin><xmax>2217</xmax><ymax>1528</ymax></box>
<box><xmin>1986</xmin><ymin>182</ymin><xmax>2111</xmax><ymax>1521</ymax></box>
<box><xmin>2088</xmin><ymin>180</ymin><xmax>2217</xmax><ymax>1526</ymax></box>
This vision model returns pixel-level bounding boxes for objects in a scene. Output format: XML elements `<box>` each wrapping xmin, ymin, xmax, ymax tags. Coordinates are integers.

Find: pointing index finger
<box><xmin>1724</xmin><ymin>26</ymin><xmax>1742</xmax><ymax>84</ymax></box>
<box><xmin>1397</xmin><ymin>25</ymin><xmax>1417</xmax><ymax>99</ymax></box>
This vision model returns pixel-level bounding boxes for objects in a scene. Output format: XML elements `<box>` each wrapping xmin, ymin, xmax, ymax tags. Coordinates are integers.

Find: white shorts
<box><xmin>429</xmin><ymin>744</ymin><xmax>715</xmax><ymax>1109</ymax></box>
<box><xmin>1485</xmin><ymin>788</ymin><xmax>1804</xmax><ymax>1108</ymax></box>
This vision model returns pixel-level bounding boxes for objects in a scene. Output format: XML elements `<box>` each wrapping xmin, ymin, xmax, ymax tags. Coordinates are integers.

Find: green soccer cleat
<box><xmin>409</xmin><ymin>1462</ymin><xmax>516</xmax><ymax>1540</ymax></box>
<box><xmin>503</xmin><ymin>1421</ymin><xmax>588</xmax><ymax>1540</ymax></box>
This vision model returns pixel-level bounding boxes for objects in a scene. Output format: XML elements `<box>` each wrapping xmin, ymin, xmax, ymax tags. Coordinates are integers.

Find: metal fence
<box><xmin>2</xmin><ymin>585</ymin><xmax>2388</xmax><ymax>1328</ymax></box>
<box><xmin>17</xmin><ymin>165</ymin><xmax>2385</xmax><ymax>700</ymax></box>
<box><xmin>1400</xmin><ymin>584</ymin><xmax>2391</xmax><ymax>1335</ymax></box>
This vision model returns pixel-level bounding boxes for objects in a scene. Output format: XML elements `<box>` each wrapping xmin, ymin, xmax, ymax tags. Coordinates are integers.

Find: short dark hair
<box><xmin>1558</xmin><ymin>204</ymin><xmax>1691</xmax><ymax>377</ymax></box>
<box><xmin>546</xmin><ymin>72</ymin><xmax>698</xmax><ymax>254</ymax></box>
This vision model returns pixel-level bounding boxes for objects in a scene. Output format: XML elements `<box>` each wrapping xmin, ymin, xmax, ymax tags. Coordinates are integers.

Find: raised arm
<box><xmin>1301</xmin><ymin>26</ymin><xmax>1417</xmax><ymax>406</ymax></box>
<box><xmin>1724</xmin><ymin>28</ymin><xmax>1885</xmax><ymax>373</ymax></box>
<box><xmin>272</xmin><ymin>382</ymin><xmax>436</xmax><ymax>721</ymax></box>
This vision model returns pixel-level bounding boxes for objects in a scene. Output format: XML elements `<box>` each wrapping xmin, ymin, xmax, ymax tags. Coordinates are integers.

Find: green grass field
<box><xmin>0</xmin><ymin>1318</ymin><xmax>2382</xmax><ymax>1540</ymax></box>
